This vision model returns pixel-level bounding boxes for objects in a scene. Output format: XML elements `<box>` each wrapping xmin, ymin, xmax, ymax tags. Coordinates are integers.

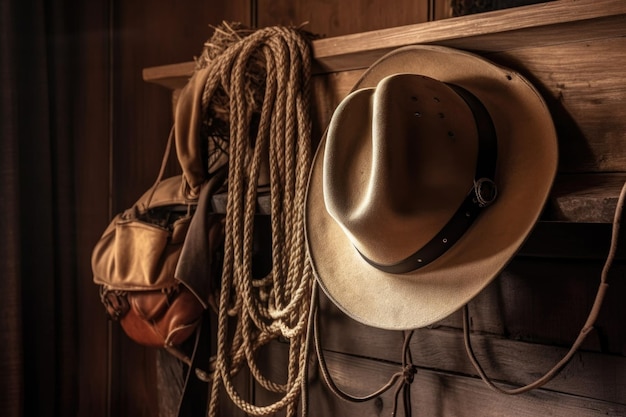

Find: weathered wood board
<box><xmin>142</xmin><ymin>1</ymin><xmax>626</xmax><ymax>416</ymax></box>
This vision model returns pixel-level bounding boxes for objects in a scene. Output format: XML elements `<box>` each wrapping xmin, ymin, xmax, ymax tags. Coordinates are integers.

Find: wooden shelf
<box><xmin>143</xmin><ymin>0</ymin><xmax>626</xmax><ymax>86</ymax></box>
<box><xmin>143</xmin><ymin>0</ymin><xmax>626</xmax><ymax>223</ymax></box>
<box><xmin>311</xmin><ymin>0</ymin><xmax>626</xmax><ymax>73</ymax></box>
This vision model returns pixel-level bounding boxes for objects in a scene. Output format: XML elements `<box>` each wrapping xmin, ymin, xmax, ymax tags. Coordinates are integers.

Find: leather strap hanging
<box><xmin>462</xmin><ymin>180</ymin><xmax>625</xmax><ymax>394</ymax></box>
<box><xmin>307</xmin><ymin>179</ymin><xmax>626</xmax><ymax>414</ymax></box>
<box><xmin>176</xmin><ymin>309</ymin><xmax>212</xmax><ymax>417</ymax></box>
<box><xmin>308</xmin><ymin>284</ymin><xmax>417</xmax><ymax>417</ymax></box>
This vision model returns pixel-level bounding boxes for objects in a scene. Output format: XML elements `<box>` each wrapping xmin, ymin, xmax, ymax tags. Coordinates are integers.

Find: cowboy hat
<box><xmin>305</xmin><ymin>45</ymin><xmax>558</xmax><ymax>330</ymax></box>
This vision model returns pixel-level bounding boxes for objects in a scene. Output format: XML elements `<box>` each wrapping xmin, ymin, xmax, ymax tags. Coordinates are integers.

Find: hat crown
<box><xmin>306</xmin><ymin>45</ymin><xmax>557</xmax><ymax>330</ymax></box>
<box><xmin>323</xmin><ymin>74</ymin><xmax>479</xmax><ymax>266</ymax></box>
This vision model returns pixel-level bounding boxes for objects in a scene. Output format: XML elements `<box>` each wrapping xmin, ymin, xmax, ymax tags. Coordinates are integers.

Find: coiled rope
<box><xmin>198</xmin><ymin>24</ymin><xmax>314</xmax><ymax>417</ymax></box>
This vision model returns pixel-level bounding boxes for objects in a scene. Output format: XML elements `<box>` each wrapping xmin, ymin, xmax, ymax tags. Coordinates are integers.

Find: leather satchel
<box><xmin>91</xmin><ymin>131</ymin><xmax>225</xmax><ymax>359</ymax></box>
<box><xmin>92</xmin><ymin>174</ymin><xmax>203</xmax><ymax>349</ymax></box>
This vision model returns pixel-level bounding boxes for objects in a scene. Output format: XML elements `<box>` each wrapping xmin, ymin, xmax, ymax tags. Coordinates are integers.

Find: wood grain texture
<box><xmin>311</xmin><ymin>352</ymin><xmax>626</xmax><ymax>417</ymax></box>
<box><xmin>549</xmin><ymin>174</ymin><xmax>626</xmax><ymax>223</ymax></box>
<box><xmin>256</xmin><ymin>0</ymin><xmax>429</xmax><ymax>38</ymax></box>
<box><xmin>308</xmin><ymin>39</ymin><xmax>626</xmax><ymax>176</ymax></box>
<box><xmin>315</xmin><ymin>254</ymin><xmax>626</xmax><ymax>351</ymax></box>
<box><xmin>142</xmin><ymin>2</ymin><xmax>626</xmax><ymax>224</ymax></box>
<box><xmin>136</xmin><ymin>2</ymin><xmax>626</xmax><ymax>416</ymax></box>
<box><xmin>74</xmin><ymin>3</ymin><xmax>115</xmax><ymax>417</ymax></box>
<box><xmin>488</xmin><ymin>37</ymin><xmax>626</xmax><ymax>175</ymax></box>
<box><xmin>310</xmin><ymin>0</ymin><xmax>626</xmax><ymax>73</ymax></box>
<box><xmin>257</xmin><ymin>340</ymin><xmax>626</xmax><ymax>417</ymax></box>
<box><xmin>108</xmin><ymin>1</ymin><xmax>251</xmax><ymax>416</ymax></box>
<box><xmin>143</xmin><ymin>1</ymin><xmax>626</xmax><ymax>79</ymax></box>
<box><xmin>248</xmin><ymin>214</ymin><xmax>626</xmax><ymax>413</ymax></box>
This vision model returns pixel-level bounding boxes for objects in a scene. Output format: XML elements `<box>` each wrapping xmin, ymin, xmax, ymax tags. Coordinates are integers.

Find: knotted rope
<box><xmin>311</xmin><ymin>283</ymin><xmax>417</xmax><ymax>417</ymax></box>
<box><xmin>197</xmin><ymin>23</ymin><xmax>314</xmax><ymax>417</ymax></box>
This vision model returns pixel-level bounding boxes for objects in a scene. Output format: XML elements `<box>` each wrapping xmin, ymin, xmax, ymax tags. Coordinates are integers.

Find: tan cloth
<box><xmin>174</xmin><ymin>68</ymin><xmax>229</xmax><ymax>194</ymax></box>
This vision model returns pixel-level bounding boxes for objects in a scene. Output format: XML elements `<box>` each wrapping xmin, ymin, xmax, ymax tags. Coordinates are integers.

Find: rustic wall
<box><xmin>81</xmin><ymin>2</ymin><xmax>250</xmax><ymax>416</ymax></box>
<box><xmin>256</xmin><ymin>0</ymin><xmax>432</xmax><ymax>37</ymax></box>
<box><xmin>84</xmin><ymin>1</ymin><xmax>626</xmax><ymax>416</ymax></box>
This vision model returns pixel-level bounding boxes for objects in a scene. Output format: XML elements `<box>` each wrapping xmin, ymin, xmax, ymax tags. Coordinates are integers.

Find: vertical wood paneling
<box><xmin>256</xmin><ymin>0</ymin><xmax>429</xmax><ymax>38</ymax></box>
<box><xmin>105</xmin><ymin>1</ymin><xmax>251</xmax><ymax>416</ymax></box>
<box><xmin>249</xmin><ymin>2</ymin><xmax>626</xmax><ymax>416</ymax></box>
<box><xmin>435</xmin><ymin>0</ymin><xmax>454</xmax><ymax>19</ymax></box>
<box><xmin>130</xmin><ymin>1</ymin><xmax>626</xmax><ymax>416</ymax></box>
<box><xmin>74</xmin><ymin>2</ymin><xmax>114</xmax><ymax>417</ymax></box>
<box><xmin>111</xmin><ymin>0</ymin><xmax>251</xmax><ymax>211</ymax></box>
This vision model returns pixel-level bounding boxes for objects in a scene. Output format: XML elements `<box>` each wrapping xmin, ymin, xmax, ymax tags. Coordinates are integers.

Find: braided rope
<box><xmin>200</xmin><ymin>24</ymin><xmax>314</xmax><ymax>417</ymax></box>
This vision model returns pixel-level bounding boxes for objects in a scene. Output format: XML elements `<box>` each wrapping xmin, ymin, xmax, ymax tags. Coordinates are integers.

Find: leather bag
<box><xmin>91</xmin><ymin>171</ymin><xmax>204</xmax><ymax>345</ymax></box>
<box><xmin>91</xmin><ymin>131</ymin><xmax>225</xmax><ymax>357</ymax></box>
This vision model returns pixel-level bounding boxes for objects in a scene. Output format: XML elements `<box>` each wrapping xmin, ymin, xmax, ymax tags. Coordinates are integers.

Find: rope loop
<box><xmin>463</xmin><ymin>179</ymin><xmax>626</xmax><ymax>395</ymax></box>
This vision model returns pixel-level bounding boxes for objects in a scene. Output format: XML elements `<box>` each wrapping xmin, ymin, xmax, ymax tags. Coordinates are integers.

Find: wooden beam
<box><xmin>144</xmin><ymin>0</ymin><xmax>626</xmax><ymax>224</ymax></box>
<box><xmin>306</xmin><ymin>348</ymin><xmax>626</xmax><ymax>417</ymax></box>
<box><xmin>143</xmin><ymin>0</ymin><xmax>626</xmax><ymax>86</ymax></box>
<box><xmin>310</xmin><ymin>0</ymin><xmax>626</xmax><ymax>73</ymax></box>
<box><xmin>256</xmin><ymin>338</ymin><xmax>626</xmax><ymax>416</ymax></box>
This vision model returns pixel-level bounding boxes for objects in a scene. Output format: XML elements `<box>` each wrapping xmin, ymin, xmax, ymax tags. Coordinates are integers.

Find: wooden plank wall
<box><xmin>93</xmin><ymin>0</ymin><xmax>626</xmax><ymax>416</ymax></box>
<box><xmin>75</xmin><ymin>3</ymin><xmax>112</xmax><ymax>416</ymax></box>
<box><xmin>89</xmin><ymin>2</ymin><xmax>250</xmax><ymax>417</ymax></box>
<box><xmin>256</xmin><ymin>0</ymin><xmax>438</xmax><ymax>37</ymax></box>
<box><xmin>249</xmin><ymin>1</ymin><xmax>626</xmax><ymax>417</ymax></box>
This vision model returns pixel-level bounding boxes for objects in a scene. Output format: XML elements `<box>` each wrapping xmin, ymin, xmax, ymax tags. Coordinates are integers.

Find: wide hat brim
<box><xmin>305</xmin><ymin>45</ymin><xmax>558</xmax><ymax>330</ymax></box>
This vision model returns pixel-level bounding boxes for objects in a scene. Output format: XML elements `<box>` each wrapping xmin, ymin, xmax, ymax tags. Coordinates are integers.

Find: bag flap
<box><xmin>136</xmin><ymin>175</ymin><xmax>197</xmax><ymax>210</ymax></box>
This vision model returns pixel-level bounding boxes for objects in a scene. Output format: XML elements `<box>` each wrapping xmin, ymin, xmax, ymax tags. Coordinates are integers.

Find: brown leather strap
<box><xmin>463</xmin><ymin>180</ymin><xmax>625</xmax><ymax>394</ymax></box>
<box><xmin>176</xmin><ymin>310</ymin><xmax>212</xmax><ymax>416</ymax></box>
<box><xmin>175</xmin><ymin>167</ymin><xmax>227</xmax><ymax>309</ymax></box>
<box><xmin>357</xmin><ymin>83</ymin><xmax>498</xmax><ymax>274</ymax></box>
<box><xmin>310</xmin><ymin>282</ymin><xmax>416</xmax><ymax>415</ymax></box>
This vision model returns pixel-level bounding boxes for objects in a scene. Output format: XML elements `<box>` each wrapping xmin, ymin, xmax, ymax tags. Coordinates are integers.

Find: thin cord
<box><xmin>311</xmin><ymin>281</ymin><xmax>416</xmax><ymax>416</ymax></box>
<box><xmin>463</xmin><ymin>180</ymin><xmax>626</xmax><ymax>394</ymax></box>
